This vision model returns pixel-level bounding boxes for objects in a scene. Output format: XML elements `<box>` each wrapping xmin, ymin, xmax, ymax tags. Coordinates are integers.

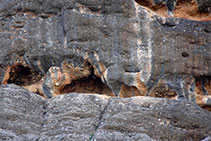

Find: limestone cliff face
<box><xmin>0</xmin><ymin>0</ymin><xmax>210</xmax><ymax>104</ymax></box>
<box><xmin>0</xmin><ymin>0</ymin><xmax>211</xmax><ymax>140</ymax></box>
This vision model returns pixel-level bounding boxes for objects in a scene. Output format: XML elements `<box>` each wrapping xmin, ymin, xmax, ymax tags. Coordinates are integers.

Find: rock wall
<box><xmin>0</xmin><ymin>0</ymin><xmax>210</xmax><ymax>107</ymax></box>
<box><xmin>0</xmin><ymin>85</ymin><xmax>211</xmax><ymax>140</ymax></box>
<box><xmin>0</xmin><ymin>0</ymin><xmax>211</xmax><ymax>140</ymax></box>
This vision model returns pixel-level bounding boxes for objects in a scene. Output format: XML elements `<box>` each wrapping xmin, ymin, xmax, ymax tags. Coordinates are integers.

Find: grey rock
<box><xmin>92</xmin><ymin>97</ymin><xmax>211</xmax><ymax>141</ymax></box>
<box><xmin>1</xmin><ymin>85</ymin><xmax>211</xmax><ymax>140</ymax></box>
<box><xmin>0</xmin><ymin>0</ymin><xmax>210</xmax><ymax>100</ymax></box>
<box><xmin>201</xmin><ymin>136</ymin><xmax>211</xmax><ymax>141</ymax></box>
<box><xmin>40</xmin><ymin>93</ymin><xmax>109</xmax><ymax>141</ymax></box>
<box><xmin>0</xmin><ymin>84</ymin><xmax>44</xmax><ymax>141</ymax></box>
<box><xmin>0</xmin><ymin>0</ymin><xmax>211</xmax><ymax>140</ymax></box>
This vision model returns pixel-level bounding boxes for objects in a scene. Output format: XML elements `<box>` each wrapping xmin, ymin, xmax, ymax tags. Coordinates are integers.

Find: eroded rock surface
<box><xmin>0</xmin><ymin>84</ymin><xmax>44</xmax><ymax>140</ymax></box>
<box><xmin>0</xmin><ymin>0</ymin><xmax>211</xmax><ymax>140</ymax></box>
<box><xmin>92</xmin><ymin>97</ymin><xmax>211</xmax><ymax>140</ymax></box>
<box><xmin>0</xmin><ymin>0</ymin><xmax>210</xmax><ymax>109</ymax></box>
<box><xmin>40</xmin><ymin>92</ymin><xmax>109</xmax><ymax>140</ymax></box>
<box><xmin>0</xmin><ymin>85</ymin><xmax>211</xmax><ymax>140</ymax></box>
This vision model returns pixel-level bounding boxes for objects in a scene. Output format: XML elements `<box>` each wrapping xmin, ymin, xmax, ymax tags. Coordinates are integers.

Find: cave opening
<box><xmin>7</xmin><ymin>64</ymin><xmax>41</xmax><ymax>86</ymax></box>
<box><xmin>4</xmin><ymin>63</ymin><xmax>114</xmax><ymax>97</ymax></box>
<box><xmin>60</xmin><ymin>74</ymin><xmax>114</xmax><ymax>97</ymax></box>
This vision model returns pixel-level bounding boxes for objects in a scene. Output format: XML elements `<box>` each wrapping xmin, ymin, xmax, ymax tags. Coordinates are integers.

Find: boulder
<box><xmin>0</xmin><ymin>84</ymin><xmax>211</xmax><ymax>140</ymax></box>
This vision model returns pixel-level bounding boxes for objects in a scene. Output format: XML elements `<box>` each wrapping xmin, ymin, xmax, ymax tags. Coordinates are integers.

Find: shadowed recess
<box><xmin>61</xmin><ymin>75</ymin><xmax>114</xmax><ymax>96</ymax></box>
<box><xmin>7</xmin><ymin>64</ymin><xmax>41</xmax><ymax>86</ymax></box>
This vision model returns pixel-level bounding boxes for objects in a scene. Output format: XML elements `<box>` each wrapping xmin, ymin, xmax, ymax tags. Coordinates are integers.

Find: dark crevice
<box><xmin>37</xmin><ymin>101</ymin><xmax>48</xmax><ymax>141</ymax></box>
<box><xmin>61</xmin><ymin>75</ymin><xmax>113</xmax><ymax>95</ymax></box>
<box><xmin>182</xmin><ymin>52</ymin><xmax>189</xmax><ymax>58</ymax></box>
<box><xmin>39</xmin><ymin>13</ymin><xmax>53</xmax><ymax>19</ymax></box>
<box><xmin>89</xmin><ymin>99</ymin><xmax>111</xmax><ymax>141</ymax></box>
<box><xmin>59</xmin><ymin>9</ymin><xmax>67</xmax><ymax>38</ymax></box>
<box><xmin>161</xmin><ymin>22</ymin><xmax>176</xmax><ymax>27</ymax></box>
<box><xmin>61</xmin><ymin>66</ymin><xmax>113</xmax><ymax>96</ymax></box>
<box><xmin>204</xmin><ymin>28</ymin><xmax>209</xmax><ymax>33</ymax></box>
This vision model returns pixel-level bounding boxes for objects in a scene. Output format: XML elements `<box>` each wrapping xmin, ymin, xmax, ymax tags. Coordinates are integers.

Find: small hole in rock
<box><xmin>182</xmin><ymin>52</ymin><xmax>189</xmax><ymax>58</ymax></box>
<box><xmin>204</xmin><ymin>29</ymin><xmax>209</xmax><ymax>33</ymax></box>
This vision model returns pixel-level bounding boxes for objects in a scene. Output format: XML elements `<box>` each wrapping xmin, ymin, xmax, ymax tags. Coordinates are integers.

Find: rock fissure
<box><xmin>89</xmin><ymin>98</ymin><xmax>111</xmax><ymax>141</ymax></box>
<box><xmin>36</xmin><ymin>101</ymin><xmax>48</xmax><ymax>141</ymax></box>
<box><xmin>59</xmin><ymin>8</ymin><xmax>67</xmax><ymax>49</ymax></box>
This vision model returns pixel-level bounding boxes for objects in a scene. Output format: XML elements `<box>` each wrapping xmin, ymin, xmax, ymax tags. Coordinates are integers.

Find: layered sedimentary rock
<box><xmin>0</xmin><ymin>0</ymin><xmax>210</xmax><ymax>109</ymax></box>
<box><xmin>0</xmin><ymin>85</ymin><xmax>211</xmax><ymax>140</ymax></box>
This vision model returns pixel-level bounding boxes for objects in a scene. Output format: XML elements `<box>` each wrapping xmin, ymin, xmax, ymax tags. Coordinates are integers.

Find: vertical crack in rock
<box><xmin>89</xmin><ymin>98</ymin><xmax>111</xmax><ymax>141</ymax></box>
<box><xmin>37</xmin><ymin>101</ymin><xmax>48</xmax><ymax>140</ymax></box>
<box><xmin>59</xmin><ymin>8</ymin><xmax>67</xmax><ymax>49</ymax></box>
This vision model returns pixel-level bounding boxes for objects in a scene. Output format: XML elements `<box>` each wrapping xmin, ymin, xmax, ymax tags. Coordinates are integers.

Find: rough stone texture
<box><xmin>136</xmin><ymin>0</ymin><xmax>211</xmax><ymax>13</ymax></box>
<box><xmin>40</xmin><ymin>93</ymin><xmax>109</xmax><ymax>140</ymax></box>
<box><xmin>0</xmin><ymin>84</ymin><xmax>211</xmax><ymax>140</ymax></box>
<box><xmin>92</xmin><ymin>97</ymin><xmax>211</xmax><ymax>140</ymax></box>
<box><xmin>0</xmin><ymin>0</ymin><xmax>211</xmax><ymax>139</ymax></box>
<box><xmin>197</xmin><ymin>0</ymin><xmax>211</xmax><ymax>12</ymax></box>
<box><xmin>0</xmin><ymin>0</ymin><xmax>210</xmax><ymax>103</ymax></box>
<box><xmin>0</xmin><ymin>84</ymin><xmax>45</xmax><ymax>141</ymax></box>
